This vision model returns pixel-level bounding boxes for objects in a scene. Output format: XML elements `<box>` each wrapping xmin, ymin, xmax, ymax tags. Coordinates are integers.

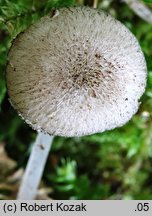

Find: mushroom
<box><xmin>6</xmin><ymin>7</ymin><xmax>147</xmax><ymax>199</ymax></box>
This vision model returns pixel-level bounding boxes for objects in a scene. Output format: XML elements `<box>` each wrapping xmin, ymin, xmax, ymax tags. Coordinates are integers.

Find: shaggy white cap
<box><xmin>6</xmin><ymin>7</ymin><xmax>147</xmax><ymax>137</ymax></box>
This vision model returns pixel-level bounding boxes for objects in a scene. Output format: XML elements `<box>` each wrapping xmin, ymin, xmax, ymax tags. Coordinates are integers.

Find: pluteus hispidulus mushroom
<box><xmin>6</xmin><ymin>7</ymin><xmax>147</xmax><ymax>137</ymax></box>
<box><xmin>6</xmin><ymin>7</ymin><xmax>147</xmax><ymax>199</ymax></box>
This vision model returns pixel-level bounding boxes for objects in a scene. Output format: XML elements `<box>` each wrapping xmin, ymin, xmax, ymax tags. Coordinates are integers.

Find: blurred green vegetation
<box><xmin>0</xmin><ymin>0</ymin><xmax>152</xmax><ymax>200</ymax></box>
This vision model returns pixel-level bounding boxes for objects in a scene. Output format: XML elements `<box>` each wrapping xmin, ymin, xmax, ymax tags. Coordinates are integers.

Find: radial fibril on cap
<box><xmin>6</xmin><ymin>7</ymin><xmax>147</xmax><ymax>137</ymax></box>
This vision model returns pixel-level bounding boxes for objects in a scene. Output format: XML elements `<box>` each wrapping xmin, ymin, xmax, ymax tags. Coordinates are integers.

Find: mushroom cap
<box><xmin>6</xmin><ymin>7</ymin><xmax>147</xmax><ymax>137</ymax></box>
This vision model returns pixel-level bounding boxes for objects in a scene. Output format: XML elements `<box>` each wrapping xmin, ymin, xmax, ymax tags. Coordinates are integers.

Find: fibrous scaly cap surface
<box><xmin>6</xmin><ymin>7</ymin><xmax>147</xmax><ymax>137</ymax></box>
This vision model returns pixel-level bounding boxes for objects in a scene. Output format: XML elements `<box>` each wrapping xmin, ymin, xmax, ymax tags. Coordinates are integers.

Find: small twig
<box><xmin>17</xmin><ymin>132</ymin><xmax>54</xmax><ymax>200</ymax></box>
<box><xmin>124</xmin><ymin>0</ymin><xmax>152</xmax><ymax>23</ymax></box>
<box><xmin>93</xmin><ymin>0</ymin><xmax>98</xmax><ymax>8</ymax></box>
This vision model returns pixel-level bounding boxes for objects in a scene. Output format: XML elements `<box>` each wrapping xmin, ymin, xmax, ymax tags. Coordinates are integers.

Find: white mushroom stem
<box><xmin>17</xmin><ymin>132</ymin><xmax>54</xmax><ymax>200</ymax></box>
<box><xmin>124</xmin><ymin>0</ymin><xmax>152</xmax><ymax>23</ymax></box>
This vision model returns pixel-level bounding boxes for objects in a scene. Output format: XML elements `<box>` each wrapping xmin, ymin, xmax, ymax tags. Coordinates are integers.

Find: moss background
<box><xmin>0</xmin><ymin>0</ymin><xmax>152</xmax><ymax>200</ymax></box>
